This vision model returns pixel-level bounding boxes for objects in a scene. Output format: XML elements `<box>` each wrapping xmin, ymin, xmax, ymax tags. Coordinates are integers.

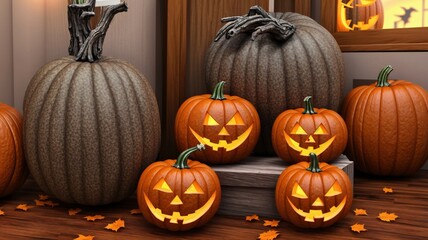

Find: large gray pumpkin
<box><xmin>23</xmin><ymin>57</ymin><xmax>161</xmax><ymax>205</ymax></box>
<box><xmin>205</xmin><ymin>7</ymin><xmax>344</xmax><ymax>155</ymax></box>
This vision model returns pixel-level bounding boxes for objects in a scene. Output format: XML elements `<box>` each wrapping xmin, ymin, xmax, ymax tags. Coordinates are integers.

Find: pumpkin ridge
<box><xmin>0</xmin><ymin>113</ymin><xmax>17</xmax><ymax>195</ymax></box>
<box><xmin>358</xmin><ymin>87</ymin><xmax>377</xmax><ymax>171</ymax></box>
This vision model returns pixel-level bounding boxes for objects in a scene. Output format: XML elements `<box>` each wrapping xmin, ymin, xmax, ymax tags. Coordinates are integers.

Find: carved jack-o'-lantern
<box><xmin>272</xmin><ymin>96</ymin><xmax>347</xmax><ymax>163</ymax></box>
<box><xmin>337</xmin><ymin>0</ymin><xmax>384</xmax><ymax>31</ymax></box>
<box><xmin>275</xmin><ymin>153</ymin><xmax>353</xmax><ymax>228</ymax></box>
<box><xmin>175</xmin><ymin>81</ymin><xmax>260</xmax><ymax>164</ymax></box>
<box><xmin>137</xmin><ymin>144</ymin><xmax>221</xmax><ymax>231</ymax></box>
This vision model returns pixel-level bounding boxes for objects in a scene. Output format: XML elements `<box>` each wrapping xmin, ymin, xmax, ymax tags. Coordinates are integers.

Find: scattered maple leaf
<box><xmin>105</xmin><ymin>219</ymin><xmax>125</xmax><ymax>232</ymax></box>
<box><xmin>35</xmin><ymin>199</ymin><xmax>46</xmax><ymax>206</ymax></box>
<box><xmin>246</xmin><ymin>214</ymin><xmax>260</xmax><ymax>221</ymax></box>
<box><xmin>38</xmin><ymin>194</ymin><xmax>49</xmax><ymax>201</ymax></box>
<box><xmin>0</xmin><ymin>209</ymin><xmax>5</xmax><ymax>216</ymax></box>
<box><xmin>34</xmin><ymin>199</ymin><xmax>60</xmax><ymax>207</ymax></box>
<box><xmin>84</xmin><ymin>215</ymin><xmax>105</xmax><ymax>222</ymax></box>
<box><xmin>16</xmin><ymin>204</ymin><xmax>34</xmax><ymax>211</ymax></box>
<box><xmin>130</xmin><ymin>209</ymin><xmax>142</xmax><ymax>215</ymax></box>
<box><xmin>74</xmin><ymin>234</ymin><xmax>95</xmax><ymax>240</ymax></box>
<box><xmin>378</xmin><ymin>212</ymin><xmax>398</xmax><ymax>222</ymax></box>
<box><xmin>43</xmin><ymin>200</ymin><xmax>60</xmax><ymax>207</ymax></box>
<box><xmin>351</xmin><ymin>223</ymin><xmax>367</xmax><ymax>233</ymax></box>
<box><xmin>258</xmin><ymin>230</ymin><xmax>280</xmax><ymax>240</ymax></box>
<box><xmin>354</xmin><ymin>208</ymin><xmax>368</xmax><ymax>216</ymax></box>
<box><xmin>383</xmin><ymin>187</ymin><xmax>394</xmax><ymax>193</ymax></box>
<box><xmin>263</xmin><ymin>219</ymin><xmax>280</xmax><ymax>227</ymax></box>
<box><xmin>69</xmin><ymin>208</ymin><xmax>83</xmax><ymax>216</ymax></box>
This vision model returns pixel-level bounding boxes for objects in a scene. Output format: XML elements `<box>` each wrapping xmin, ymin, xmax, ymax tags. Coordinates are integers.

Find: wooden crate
<box><xmin>211</xmin><ymin>155</ymin><xmax>354</xmax><ymax>218</ymax></box>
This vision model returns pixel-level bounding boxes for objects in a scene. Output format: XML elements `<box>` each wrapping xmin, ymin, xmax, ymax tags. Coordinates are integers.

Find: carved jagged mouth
<box><xmin>190</xmin><ymin>125</ymin><xmax>253</xmax><ymax>151</ymax></box>
<box><xmin>144</xmin><ymin>192</ymin><xmax>217</xmax><ymax>225</ymax></box>
<box><xmin>339</xmin><ymin>1</ymin><xmax>379</xmax><ymax>30</ymax></box>
<box><xmin>287</xmin><ymin>196</ymin><xmax>347</xmax><ymax>222</ymax></box>
<box><xmin>284</xmin><ymin>131</ymin><xmax>335</xmax><ymax>156</ymax></box>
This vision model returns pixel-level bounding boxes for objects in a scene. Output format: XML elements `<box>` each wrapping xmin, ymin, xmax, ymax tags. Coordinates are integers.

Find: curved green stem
<box><xmin>376</xmin><ymin>65</ymin><xmax>393</xmax><ymax>87</ymax></box>
<box><xmin>302</xmin><ymin>96</ymin><xmax>317</xmax><ymax>114</ymax></box>
<box><xmin>306</xmin><ymin>153</ymin><xmax>322</xmax><ymax>173</ymax></box>
<box><xmin>210</xmin><ymin>81</ymin><xmax>226</xmax><ymax>100</ymax></box>
<box><xmin>173</xmin><ymin>144</ymin><xmax>205</xmax><ymax>169</ymax></box>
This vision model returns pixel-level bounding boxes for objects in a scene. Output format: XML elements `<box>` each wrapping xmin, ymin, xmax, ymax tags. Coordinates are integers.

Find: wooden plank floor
<box><xmin>1</xmin><ymin>170</ymin><xmax>428</xmax><ymax>240</ymax></box>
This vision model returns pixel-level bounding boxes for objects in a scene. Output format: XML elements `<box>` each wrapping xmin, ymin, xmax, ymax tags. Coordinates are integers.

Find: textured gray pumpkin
<box><xmin>23</xmin><ymin>56</ymin><xmax>161</xmax><ymax>205</ymax></box>
<box><xmin>205</xmin><ymin>7</ymin><xmax>344</xmax><ymax>155</ymax></box>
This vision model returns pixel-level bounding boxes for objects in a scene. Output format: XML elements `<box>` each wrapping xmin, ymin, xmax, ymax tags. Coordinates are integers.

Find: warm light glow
<box><xmin>382</xmin><ymin>0</ymin><xmax>425</xmax><ymax>29</ymax></box>
<box><xmin>95</xmin><ymin>0</ymin><xmax>120</xmax><ymax>7</ymax></box>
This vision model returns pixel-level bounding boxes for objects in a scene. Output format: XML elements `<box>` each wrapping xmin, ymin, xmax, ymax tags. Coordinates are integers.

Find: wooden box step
<box><xmin>211</xmin><ymin>155</ymin><xmax>354</xmax><ymax>218</ymax></box>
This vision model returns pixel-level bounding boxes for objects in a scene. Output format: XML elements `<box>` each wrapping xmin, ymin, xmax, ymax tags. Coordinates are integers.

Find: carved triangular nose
<box><xmin>305</xmin><ymin>135</ymin><xmax>316</xmax><ymax>143</ymax></box>
<box><xmin>170</xmin><ymin>195</ymin><xmax>183</xmax><ymax>205</ymax></box>
<box><xmin>312</xmin><ymin>197</ymin><xmax>324</xmax><ymax>207</ymax></box>
<box><xmin>218</xmin><ymin>127</ymin><xmax>230</xmax><ymax>136</ymax></box>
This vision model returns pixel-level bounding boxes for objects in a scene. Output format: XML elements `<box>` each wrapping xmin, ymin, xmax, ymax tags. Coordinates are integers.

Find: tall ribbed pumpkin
<box><xmin>342</xmin><ymin>65</ymin><xmax>428</xmax><ymax>176</ymax></box>
<box><xmin>23</xmin><ymin>0</ymin><xmax>161</xmax><ymax>205</ymax></box>
<box><xmin>206</xmin><ymin>6</ymin><xmax>344</xmax><ymax>155</ymax></box>
<box><xmin>0</xmin><ymin>103</ymin><xmax>27</xmax><ymax>198</ymax></box>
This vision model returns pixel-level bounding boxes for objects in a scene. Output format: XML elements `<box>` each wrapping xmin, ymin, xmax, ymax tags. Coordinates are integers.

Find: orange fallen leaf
<box><xmin>130</xmin><ymin>209</ymin><xmax>142</xmax><ymax>215</ymax></box>
<box><xmin>383</xmin><ymin>187</ymin><xmax>393</xmax><ymax>193</ymax></box>
<box><xmin>69</xmin><ymin>208</ymin><xmax>83</xmax><ymax>216</ymax></box>
<box><xmin>84</xmin><ymin>215</ymin><xmax>105</xmax><ymax>222</ymax></box>
<box><xmin>246</xmin><ymin>214</ymin><xmax>260</xmax><ymax>221</ymax></box>
<box><xmin>74</xmin><ymin>234</ymin><xmax>95</xmax><ymax>240</ymax></box>
<box><xmin>378</xmin><ymin>212</ymin><xmax>398</xmax><ymax>222</ymax></box>
<box><xmin>35</xmin><ymin>199</ymin><xmax>46</xmax><ymax>206</ymax></box>
<box><xmin>263</xmin><ymin>219</ymin><xmax>280</xmax><ymax>227</ymax></box>
<box><xmin>43</xmin><ymin>200</ymin><xmax>60</xmax><ymax>207</ymax></box>
<box><xmin>351</xmin><ymin>223</ymin><xmax>367</xmax><ymax>233</ymax></box>
<box><xmin>38</xmin><ymin>194</ymin><xmax>49</xmax><ymax>201</ymax></box>
<box><xmin>35</xmin><ymin>199</ymin><xmax>59</xmax><ymax>207</ymax></box>
<box><xmin>258</xmin><ymin>230</ymin><xmax>280</xmax><ymax>240</ymax></box>
<box><xmin>354</xmin><ymin>208</ymin><xmax>368</xmax><ymax>216</ymax></box>
<box><xmin>0</xmin><ymin>209</ymin><xmax>5</xmax><ymax>216</ymax></box>
<box><xmin>105</xmin><ymin>219</ymin><xmax>125</xmax><ymax>232</ymax></box>
<box><xmin>16</xmin><ymin>204</ymin><xmax>34</xmax><ymax>211</ymax></box>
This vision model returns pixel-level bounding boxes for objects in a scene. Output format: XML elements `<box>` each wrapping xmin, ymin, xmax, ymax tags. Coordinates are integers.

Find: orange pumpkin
<box><xmin>342</xmin><ymin>65</ymin><xmax>428</xmax><ymax>176</ymax></box>
<box><xmin>272</xmin><ymin>96</ymin><xmax>347</xmax><ymax>163</ymax></box>
<box><xmin>137</xmin><ymin>144</ymin><xmax>221</xmax><ymax>231</ymax></box>
<box><xmin>175</xmin><ymin>81</ymin><xmax>260</xmax><ymax>164</ymax></box>
<box><xmin>337</xmin><ymin>0</ymin><xmax>384</xmax><ymax>32</ymax></box>
<box><xmin>275</xmin><ymin>153</ymin><xmax>353</xmax><ymax>228</ymax></box>
<box><xmin>0</xmin><ymin>103</ymin><xmax>27</xmax><ymax>197</ymax></box>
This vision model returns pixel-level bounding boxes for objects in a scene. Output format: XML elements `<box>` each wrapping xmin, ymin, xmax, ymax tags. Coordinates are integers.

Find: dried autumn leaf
<box><xmin>378</xmin><ymin>212</ymin><xmax>398</xmax><ymax>222</ymax></box>
<box><xmin>0</xmin><ymin>209</ymin><xmax>5</xmax><ymax>216</ymax></box>
<box><xmin>84</xmin><ymin>215</ymin><xmax>105</xmax><ymax>222</ymax></box>
<box><xmin>16</xmin><ymin>204</ymin><xmax>34</xmax><ymax>211</ymax></box>
<box><xmin>245</xmin><ymin>214</ymin><xmax>259</xmax><ymax>221</ymax></box>
<box><xmin>105</xmin><ymin>219</ymin><xmax>125</xmax><ymax>232</ymax></box>
<box><xmin>35</xmin><ymin>199</ymin><xmax>46</xmax><ymax>206</ymax></box>
<box><xmin>263</xmin><ymin>219</ymin><xmax>280</xmax><ymax>227</ymax></box>
<box><xmin>383</xmin><ymin>187</ymin><xmax>393</xmax><ymax>193</ymax></box>
<box><xmin>258</xmin><ymin>230</ymin><xmax>280</xmax><ymax>240</ymax></box>
<box><xmin>351</xmin><ymin>223</ymin><xmax>367</xmax><ymax>233</ymax></box>
<box><xmin>38</xmin><ymin>194</ymin><xmax>49</xmax><ymax>201</ymax></box>
<box><xmin>74</xmin><ymin>234</ymin><xmax>95</xmax><ymax>240</ymax></box>
<box><xmin>69</xmin><ymin>208</ymin><xmax>83</xmax><ymax>216</ymax></box>
<box><xmin>130</xmin><ymin>209</ymin><xmax>142</xmax><ymax>215</ymax></box>
<box><xmin>43</xmin><ymin>200</ymin><xmax>60</xmax><ymax>207</ymax></box>
<box><xmin>354</xmin><ymin>208</ymin><xmax>368</xmax><ymax>216</ymax></box>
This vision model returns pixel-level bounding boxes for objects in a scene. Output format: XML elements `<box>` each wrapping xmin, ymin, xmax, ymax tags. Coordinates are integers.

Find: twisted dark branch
<box><xmin>214</xmin><ymin>5</ymin><xmax>296</xmax><ymax>42</ymax></box>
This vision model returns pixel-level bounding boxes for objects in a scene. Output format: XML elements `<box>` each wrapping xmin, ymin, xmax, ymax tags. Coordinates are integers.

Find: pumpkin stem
<box><xmin>68</xmin><ymin>0</ymin><xmax>128</xmax><ymax>62</ymax></box>
<box><xmin>211</xmin><ymin>81</ymin><xmax>227</xmax><ymax>100</ymax></box>
<box><xmin>302</xmin><ymin>96</ymin><xmax>317</xmax><ymax>114</ymax></box>
<box><xmin>173</xmin><ymin>144</ymin><xmax>205</xmax><ymax>169</ymax></box>
<box><xmin>306</xmin><ymin>153</ymin><xmax>322</xmax><ymax>173</ymax></box>
<box><xmin>214</xmin><ymin>5</ymin><xmax>296</xmax><ymax>42</ymax></box>
<box><xmin>376</xmin><ymin>65</ymin><xmax>393</xmax><ymax>87</ymax></box>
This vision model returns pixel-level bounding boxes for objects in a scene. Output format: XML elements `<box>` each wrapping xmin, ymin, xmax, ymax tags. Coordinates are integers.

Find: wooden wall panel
<box><xmin>274</xmin><ymin>0</ymin><xmax>311</xmax><ymax>16</ymax></box>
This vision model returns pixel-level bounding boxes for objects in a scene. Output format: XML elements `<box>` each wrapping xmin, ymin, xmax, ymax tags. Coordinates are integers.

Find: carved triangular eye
<box><xmin>226</xmin><ymin>112</ymin><xmax>245</xmax><ymax>125</ymax></box>
<box><xmin>314</xmin><ymin>123</ymin><xmax>328</xmax><ymax>135</ymax></box>
<box><xmin>292</xmin><ymin>182</ymin><xmax>308</xmax><ymax>199</ymax></box>
<box><xmin>204</xmin><ymin>114</ymin><xmax>219</xmax><ymax>126</ymax></box>
<box><xmin>184</xmin><ymin>181</ymin><xmax>204</xmax><ymax>194</ymax></box>
<box><xmin>153</xmin><ymin>179</ymin><xmax>173</xmax><ymax>193</ymax></box>
<box><xmin>325</xmin><ymin>181</ymin><xmax>342</xmax><ymax>197</ymax></box>
<box><xmin>290</xmin><ymin>124</ymin><xmax>307</xmax><ymax>135</ymax></box>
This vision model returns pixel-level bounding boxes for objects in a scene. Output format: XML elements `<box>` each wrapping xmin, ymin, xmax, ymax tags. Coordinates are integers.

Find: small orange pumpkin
<box><xmin>175</xmin><ymin>81</ymin><xmax>260</xmax><ymax>164</ymax></box>
<box><xmin>275</xmin><ymin>153</ymin><xmax>353</xmax><ymax>228</ymax></box>
<box><xmin>137</xmin><ymin>144</ymin><xmax>221</xmax><ymax>231</ymax></box>
<box><xmin>0</xmin><ymin>103</ymin><xmax>27</xmax><ymax>197</ymax></box>
<box><xmin>342</xmin><ymin>65</ymin><xmax>428</xmax><ymax>176</ymax></box>
<box><xmin>272</xmin><ymin>96</ymin><xmax>347</xmax><ymax>163</ymax></box>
